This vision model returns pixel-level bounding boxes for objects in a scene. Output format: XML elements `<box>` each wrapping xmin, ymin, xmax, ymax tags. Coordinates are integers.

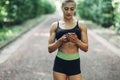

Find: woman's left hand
<box><xmin>66</xmin><ymin>33</ymin><xmax>79</xmax><ymax>43</ymax></box>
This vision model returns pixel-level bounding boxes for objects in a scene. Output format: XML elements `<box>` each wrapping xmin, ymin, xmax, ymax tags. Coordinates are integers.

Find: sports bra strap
<box><xmin>55</xmin><ymin>21</ymin><xmax>59</xmax><ymax>31</ymax></box>
<box><xmin>77</xmin><ymin>20</ymin><xmax>79</xmax><ymax>26</ymax></box>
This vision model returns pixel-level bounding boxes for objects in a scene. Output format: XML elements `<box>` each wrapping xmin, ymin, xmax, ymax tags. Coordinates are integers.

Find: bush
<box><xmin>77</xmin><ymin>0</ymin><xmax>114</xmax><ymax>28</ymax></box>
<box><xmin>42</xmin><ymin>0</ymin><xmax>56</xmax><ymax>14</ymax></box>
<box><xmin>0</xmin><ymin>0</ymin><xmax>56</xmax><ymax>26</ymax></box>
<box><xmin>113</xmin><ymin>1</ymin><xmax>120</xmax><ymax>33</ymax></box>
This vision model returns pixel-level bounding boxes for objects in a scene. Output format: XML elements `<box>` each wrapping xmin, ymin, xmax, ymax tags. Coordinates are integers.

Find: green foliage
<box><xmin>0</xmin><ymin>14</ymin><xmax>45</xmax><ymax>44</ymax></box>
<box><xmin>113</xmin><ymin>1</ymin><xmax>120</xmax><ymax>32</ymax></box>
<box><xmin>42</xmin><ymin>0</ymin><xmax>56</xmax><ymax>14</ymax></box>
<box><xmin>0</xmin><ymin>0</ymin><xmax>56</xmax><ymax>44</ymax></box>
<box><xmin>0</xmin><ymin>0</ymin><xmax>56</xmax><ymax>26</ymax></box>
<box><xmin>77</xmin><ymin>0</ymin><xmax>114</xmax><ymax>28</ymax></box>
<box><xmin>0</xmin><ymin>26</ymin><xmax>20</xmax><ymax>43</ymax></box>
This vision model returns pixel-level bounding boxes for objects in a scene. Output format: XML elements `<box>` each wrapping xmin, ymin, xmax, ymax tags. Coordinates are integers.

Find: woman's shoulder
<box><xmin>77</xmin><ymin>20</ymin><xmax>87</xmax><ymax>30</ymax></box>
<box><xmin>50</xmin><ymin>21</ymin><xmax>58</xmax><ymax>31</ymax></box>
<box><xmin>78</xmin><ymin>20</ymin><xmax>85</xmax><ymax>25</ymax></box>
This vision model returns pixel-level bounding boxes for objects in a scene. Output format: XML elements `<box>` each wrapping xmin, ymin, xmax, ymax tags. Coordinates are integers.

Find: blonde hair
<box><xmin>61</xmin><ymin>0</ymin><xmax>76</xmax><ymax>7</ymax></box>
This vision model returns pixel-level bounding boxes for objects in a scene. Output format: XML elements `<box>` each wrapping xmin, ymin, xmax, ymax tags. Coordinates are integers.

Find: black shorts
<box><xmin>53</xmin><ymin>56</ymin><xmax>81</xmax><ymax>76</ymax></box>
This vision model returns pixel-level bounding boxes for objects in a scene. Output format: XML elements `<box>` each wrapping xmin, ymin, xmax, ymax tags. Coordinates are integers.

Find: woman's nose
<box><xmin>67</xmin><ymin>9</ymin><xmax>71</xmax><ymax>13</ymax></box>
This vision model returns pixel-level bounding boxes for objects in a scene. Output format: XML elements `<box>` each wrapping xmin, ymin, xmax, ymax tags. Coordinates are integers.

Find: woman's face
<box><xmin>62</xmin><ymin>2</ymin><xmax>76</xmax><ymax>20</ymax></box>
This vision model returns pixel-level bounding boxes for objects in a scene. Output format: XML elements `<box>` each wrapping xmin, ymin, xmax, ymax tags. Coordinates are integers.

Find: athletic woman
<box><xmin>48</xmin><ymin>0</ymin><xmax>88</xmax><ymax>80</ymax></box>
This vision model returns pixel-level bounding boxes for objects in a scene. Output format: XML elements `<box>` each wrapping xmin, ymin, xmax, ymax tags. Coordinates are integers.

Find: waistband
<box><xmin>56</xmin><ymin>51</ymin><xmax>80</xmax><ymax>60</ymax></box>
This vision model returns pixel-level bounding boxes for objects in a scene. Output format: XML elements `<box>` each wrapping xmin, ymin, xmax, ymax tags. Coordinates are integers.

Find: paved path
<box><xmin>0</xmin><ymin>13</ymin><xmax>120</xmax><ymax>80</ymax></box>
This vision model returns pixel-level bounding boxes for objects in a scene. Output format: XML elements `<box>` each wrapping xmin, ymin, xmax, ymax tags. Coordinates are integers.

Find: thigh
<box><xmin>53</xmin><ymin>71</ymin><xmax>67</xmax><ymax>80</ymax></box>
<box><xmin>68</xmin><ymin>74</ymin><xmax>82</xmax><ymax>80</ymax></box>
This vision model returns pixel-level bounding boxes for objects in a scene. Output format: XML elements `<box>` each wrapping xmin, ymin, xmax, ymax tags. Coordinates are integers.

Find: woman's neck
<box><xmin>63</xmin><ymin>18</ymin><xmax>76</xmax><ymax>24</ymax></box>
<box><xmin>63</xmin><ymin>17</ymin><xmax>75</xmax><ymax>23</ymax></box>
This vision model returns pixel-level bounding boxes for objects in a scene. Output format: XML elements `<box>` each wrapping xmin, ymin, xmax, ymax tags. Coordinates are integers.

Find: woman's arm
<box><xmin>48</xmin><ymin>22</ymin><xmax>61</xmax><ymax>53</ymax></box>
<box><xmin>67</xmin><ymin>21</ymin><xmax>88</xmax><ymax>52</ymax></box>
<box><xmin>48</xmin><ymin>22</ymin><xmax>68</xmax><ymax>53</ymax></box>
<box><xmin>76</xmin><ymin>22</ymin><xmax>88</xmax><ymax>52</ymax></box>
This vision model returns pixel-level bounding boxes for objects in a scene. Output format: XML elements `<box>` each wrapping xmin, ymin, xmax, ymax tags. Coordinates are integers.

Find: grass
<box><xmin>0</xmin><ymin>26</ymin><xmax>21</xmax><ymax>44</ymax></box>
<box><xmin>0</xmin><ymin>15</ymin><xmax>45</xmax><ymax>47</ymax></box>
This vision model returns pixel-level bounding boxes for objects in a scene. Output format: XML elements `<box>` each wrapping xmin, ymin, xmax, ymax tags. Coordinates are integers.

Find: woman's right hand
<box><xmin>58</xmin><ymin>34</ymin><xmax>68</xmax><ymax>43</ymax></box>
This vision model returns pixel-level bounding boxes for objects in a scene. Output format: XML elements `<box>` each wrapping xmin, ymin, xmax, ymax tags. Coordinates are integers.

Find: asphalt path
<box><xmin>0</xmin><ymin>13</ymin><xmax>120</xmax><ymax>80</ymax></box>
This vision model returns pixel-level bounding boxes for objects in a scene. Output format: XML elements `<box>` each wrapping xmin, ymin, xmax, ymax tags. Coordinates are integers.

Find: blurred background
<box><xmin>0</xmin><ymin>0</ymin><xmax>56</xmax><ymax>48</ymax></box>
<box><xmin>0</xmin><ymin>0</ymin><xmax>120</xmax><ymax>48</ymax></box>
<box><xmin>0</xmin><ymin>0</ymin><xmax>120</xmax><ymax>80</ymax></box>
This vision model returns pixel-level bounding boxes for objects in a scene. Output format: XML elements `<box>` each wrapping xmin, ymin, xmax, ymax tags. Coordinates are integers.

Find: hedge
<box><xmin>0</xmin><ymin>0</ymin><xmax>55</xmax><ymax>27</ymax></box>
<box><xmin>77</xmin><ymin>0</ymin><xmax>114</xmax><ymax>28</ymax></box>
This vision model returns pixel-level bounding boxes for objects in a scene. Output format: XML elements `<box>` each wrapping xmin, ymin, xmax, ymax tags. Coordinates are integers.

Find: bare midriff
<box><xmin>58</xmin><ymin>42</ymin><xmax>79</xmax><ymax>54</ymax></box>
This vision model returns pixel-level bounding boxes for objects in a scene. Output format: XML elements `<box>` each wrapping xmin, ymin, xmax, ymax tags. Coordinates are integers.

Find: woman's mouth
<box><xmin>66</xmin><ymin>14</ymin><xmax>71</xmax><ymax>16</ymax></box>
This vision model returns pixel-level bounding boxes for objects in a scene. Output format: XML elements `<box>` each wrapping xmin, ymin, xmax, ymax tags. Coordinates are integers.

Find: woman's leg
<box><xmin>68</xmin><ymin>74</ymin><xmax>82</xmax><ymax>80</ymax></box>
<box><xmin>53</xmin><ymin>71</ymin><xmax>67</xmax><ymax>80</ymax></box>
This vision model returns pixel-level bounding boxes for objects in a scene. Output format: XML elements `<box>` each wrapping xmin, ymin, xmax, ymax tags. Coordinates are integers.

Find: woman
<box><xmin>48</xmin><ymin>0</ymin><xmax>88</xmax><ymax>80</ymax></box>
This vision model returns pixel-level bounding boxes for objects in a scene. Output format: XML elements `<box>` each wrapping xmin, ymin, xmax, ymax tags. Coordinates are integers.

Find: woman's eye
<box><xmin>64</xmin><ymin>7</ymin><xmax>69</xmax><ymax>10</ymax></box>
<box><xmin>64</xmin><ymin>7</ymin><xmax>75</xmax><ymax>11</ymax></box>
<box><xmin>70</xmin><ymin>8</ymin><xmax>74</xmax><ymax>11</ymax></box>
